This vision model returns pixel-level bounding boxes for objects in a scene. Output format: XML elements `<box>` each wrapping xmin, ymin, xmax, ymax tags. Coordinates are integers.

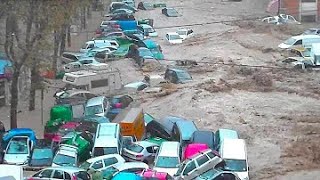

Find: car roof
<box><xmin>221</xmin><ymin>139</ymin><xmax>246</xmax><ymax>160</ymax></box>
<box><xmin>135</xmin><ymin>141</ymin><xmax>157</xmax><ymax>147</ymax></box>
<box><xmin>96</xmin><ymin>123</ymin><xmax>119</xmax><ymax>136</ymax></box>
<box><xmin>94</xmin><ymin>136</ymin><xmax>118</xmax><ymax>147</ymax></box>
<box><xmin>43</xmin><ymin>166</ymin><xmax>86</xmax><ymax>173</ymax></box>
<box><xmin>86</xmin><ymin>96</ymin><xmax>106</xmax><ymax>106</ymax></box>
<box><xmin>175</xmin><ymin>120</ymin><xmax>198</xmax><ymax>140</ymax></box>
<box><xmin>217</xmin><ymin>128</ymin><xmax>238</xmax><ymax>139</ymax></box>
<box><xmin>85</xmin><ymin>154</ymin><xmax>121</xmax><ymax>163</ymax></box>
<box><xmin>115</xmin><ymin>162</ymin><xmax>149</xmax><ymax>171</ymax></box>
<box><xmin>140</xmin><ymin>24</ymin><xmax>152</xmax><ymax>28</ymax></box>
<box><xmin>166</xmin><ymin>32</ymin><xmax>179</xmax><ymax>35</ymax></box>
<box><xmin>64</xmin><ymin>89</ymin><xmax>92</xmax><ymax>95</ymax></box>
<box><xmin>158</xmin><ymin>141</ymin><xmax>180</xmax><ymax>157</ymax></box>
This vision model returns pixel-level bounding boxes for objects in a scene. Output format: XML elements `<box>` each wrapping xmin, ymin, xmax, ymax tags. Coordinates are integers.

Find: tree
<box><xmin>4</xmin><ymin>0</ymin><xmax>45</xmax><ymax>128</ymax></box>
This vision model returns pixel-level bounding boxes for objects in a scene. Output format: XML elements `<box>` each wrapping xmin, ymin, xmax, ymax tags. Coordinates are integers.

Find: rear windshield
<box><xmin>93</xmin><ymin>147</ymin><xmax>118</xmax><ymax>156</ymax></box>
<box><xmin>126</xmin><ymin>144</ymin><xmax>144</xmax><ymax>153</ymax></box>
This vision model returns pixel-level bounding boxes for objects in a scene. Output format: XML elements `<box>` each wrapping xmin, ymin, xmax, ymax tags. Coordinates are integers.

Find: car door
<box><xmin>181</xmin><ymin>160</ymin><xmax>196</xmax><ymax>179</ymax></box>
<box><xmin>51</xmin><ymin>169</ymin><xmax>64</xmax><ymax>180</ymax></box>
<box><xmin>146</xmin><ymin>145</ymin><xmax>159</xmax><ymax>162</ymax></box>
<box><xmin>32</xmin><ymin>169</ymin><xmax>54</xmax><ymax>180</ymax></box>
<box><xmin>192</xmin><ymin>154</ymin><xmax>211</xmax><ymax>178</ymax></box>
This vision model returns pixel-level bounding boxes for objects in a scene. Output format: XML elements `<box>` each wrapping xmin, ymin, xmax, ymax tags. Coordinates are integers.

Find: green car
<box><xmin>64</xmin><ymin>132</ymin><xmax>93</xmax><ymax>162</ymax></box>
<box><xmin>111</xmin><ymin>38</ymin><xmax>134</xmax><ymax>58</ymax></box>
<box><xmin>44</xmin><ymin>105</ymin><xmax>73</xmax><ymax>140</ymax></box>
<box><xmin>145</xmin><ymin>137</ymin><xmax>167</xmax><ymax>146</ymax></box>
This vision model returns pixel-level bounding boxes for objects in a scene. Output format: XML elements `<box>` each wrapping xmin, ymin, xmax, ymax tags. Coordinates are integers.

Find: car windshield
<box><xmin>177</xmin><ymin>31</ymin><xmax>187</xmax><ymax>36</ymax></box>
<box><xmin>167</xmin><ymin>9</ymin><xmax>178</xmax><ymax>16</ymax></box>
<box><xmin>85</xmin><ymin>105</ymin><xmax>103</xmax><ymax>116</ymax></box>
<box><xmin>155</xmin><ymin>156</ymin><xmax>179</xmax><ymax>168</ymax></box>
<box><xmin>58</xmin><ymin>127</ymin><xmax>74</xmax><ymax>136</ymax></box>
<box><xmin>224</xmin><ymin>159</ymin><xmax>247</xmax><ymax>172</ymax></box>
<box><xmin>199</xmin><ymin>169</ymin><xmax>221</xmax><ymax>179</ymax></box>
<box><xmin>32</xmin><ymin>149</ymin><xmax>53</xmax><ymax>159</ymax></box>
<box><xmin>126</xmin><ymin>144</ymin><xmax>144</xmax><ymax>153</ymax></box>
<box><xmin>93</xmin><ymin>147</ymin><xmax>118</xmax><ymax>156</ymax></box>
<box><xmin>7</xmin><ymin>138</ymin><xmax>28</xmax><ymax>154</ymax></box>
<box><xmin>284</xmin><ymin>37</ymin><xmax>296</xmax><ymax>45</ymax></box>
<box><xmin>80</xmin><ymin>161</ymin><xmax>91</xmax><ymax>170</ymax></box>
<box><xmin>169</xmin><ymin>34</ymin><xmax>182</xmax><ymax>40</ymax></box>
<box><xmin>122</xmin><ymin>137</ymin><xmax>133</xmax><ymax>148</ymax></box>
<box><xmin>176</xmin><ymin>71</ymin><xmax>192</xmax><ymax>81</ymax></box>
<box><xmin>53</xmin><ymin>154</ymin><xmax>76</xmax><ymax>166</ymax></box>
<box><xmin>144</xmin><ymin>27</ymin><xmax>155</xmax><ymax>33</ymax></box>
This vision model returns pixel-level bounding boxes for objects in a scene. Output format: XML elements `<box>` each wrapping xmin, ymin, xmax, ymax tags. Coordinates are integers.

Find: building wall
<box><xmin>282</xmin><ymin>0</ymin><xmax>320</xmax><ymax>22</ymax></box>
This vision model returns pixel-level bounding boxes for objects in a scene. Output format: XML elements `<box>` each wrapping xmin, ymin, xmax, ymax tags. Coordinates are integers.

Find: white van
<box><xmin>62</xmin><ymin>65</ymin><xmax>123</xmax><ymax>95</ymax></box>
<box><xmin>80</xmin><ymin>40</ymin><xmax>119</xmax><ymax>53</ymax></box>
<box><xmin>92</xmin><ymin>123</ymin><xmax>122</xmax><ymax>157</ymax></box>
<box><xmin>278</xmin><ymin>35</ymin><xmax>320</xmax><ymax>49</ymax></box>
<box><xmin>220</xmin><ymin>139</ymin><xmax>249</xmax><ymax>180</ymax></box>
<box><xmin>85</xmin><ymin>96</ymin><xmax>110</xmax><ymax>117</ymax></box>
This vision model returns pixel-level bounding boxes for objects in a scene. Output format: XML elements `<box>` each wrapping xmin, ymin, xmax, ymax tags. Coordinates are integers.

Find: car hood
<box><xmin>4</xmin><ymin>154</ymin><xmax>29</xmax><ymax>165</ymax></box>
<box><xmin>278</xmin><ymin>43</ymin><xmax>291</xmax><ymax>49</ymax></box>
<box><xmin>153</xmin><ymin>167</ymin><xmax>178</xmax><ymax>177</ymax></box>
<box><xmin>148</xmin><ymin>32</ymin><xmax>158</xmax><ymax>37</ymax></box>
<box><xmin>168</xmin><ymin>39</ymin><xmax>183</xmax><ymax>44</ymax></box>
<box><xmin>29</xmin><ymin>158</ymin><xmax>52</xmax><ymax>167</ymax></box>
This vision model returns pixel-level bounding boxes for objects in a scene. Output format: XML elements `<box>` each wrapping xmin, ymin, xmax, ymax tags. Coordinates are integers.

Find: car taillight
<box><xmin>72</xmin><ymin>175</ymin><xmax>77</xmax><ymax>180</ymax></box>
<box><xmin>136</xmin><ymin>154</ymin><xmax>143</xmax><ymax>158</ymax></box>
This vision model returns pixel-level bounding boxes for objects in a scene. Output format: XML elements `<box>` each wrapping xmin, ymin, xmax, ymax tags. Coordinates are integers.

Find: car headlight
<box><xmin>243</xmin><ymin>177</ymin><xmax>249</xmax><ymax>180</ymax></box>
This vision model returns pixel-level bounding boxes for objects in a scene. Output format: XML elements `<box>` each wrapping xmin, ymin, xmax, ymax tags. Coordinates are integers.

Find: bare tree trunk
<box><xmin>67</xmin><ymin>24</ymin><xmax>71</xmax><ymax>47</ymax></box>
<box><xmin>52</xmin><ymin>30</ymin><xmax>60</xmax><ymax>75</ymax></box>
<box><xmin>87</xmin><ymin>5</ymin><xmax>92</xmax><ymax>19</ymax></box>
<box><xmin>59</xmin><ymin>25</ymin><xmax>66</xmax><ymax>56</ymax></box>
<box><xmin>80</xmin><ymin>7</ymin><xmax>86</xmax><ymax>30</ymax></box>
<box><xmin>10</xmin><ymin>70</ymin><xmax>20</xmax><ymax>128</ymax></box>
<box><xmin>28</xmin><ymin>63</ymin><xmax>37</xmax><ymax>111</ymax></box>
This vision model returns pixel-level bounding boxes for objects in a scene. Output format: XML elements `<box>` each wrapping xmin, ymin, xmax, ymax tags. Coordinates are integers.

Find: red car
<box><xmin>140</xmin><ymin>169</ymin><xmax>173</xmax><ymax>180</ymax></box>
<box><xmin>183</xmin><ymin>143</ymin><xmax>209</xmax><ymax>160</ymax></box>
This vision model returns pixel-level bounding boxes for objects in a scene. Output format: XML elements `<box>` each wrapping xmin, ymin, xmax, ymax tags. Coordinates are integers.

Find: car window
<box><xmin>75</xmin><ymin>171</ymin><xmax>90</xmax><ymax>180</ymax></box>
<box><xmin>166</xmin><ymin>34</ymin><xmax>169</xmax><ymax>40</ymax></box>
<box><xmin>87</xmin><ymin>44</ymin><xmax>94</xmax><ymax>49</ymax></box>
<box><xmin>92</xmin><ymin>160</ymin><xmax>103</xmax><ymax>169</ymax></box>
<box><xmin>104</xmin><ymin>157</ymin><xmax>118</xmax><ymax>167</ymax></box>
<box><xmin>294</xmin><ymin>40</ymin><xmax>302</xmax><ymax>45</ymax></box>
<box><xmin>206</xmin><ymin>151</ymin><xmax>217</xmax><ymax>159</ymax></box>
<box><xmin>183</xmin><ymin>161</ymin><xmax>196</xmax><ymax>175</ymax></box>
<box><xmin>196</xmin><ymin>154</ymin><xmax>210</xmax><ymax>167</ymax></box>
<box><xmin>64</xmin><ymin>172</ymin><xmax>71</xmax><ymax>180</ymax></box>
<box><xmin>52</xmin><ymin>170</ymin><xmax>64</xmax><ymax>179</ymax></box>
<box><xmin>146</xmin><ymin>146</ymin><xmax>153</xmax><ymax>153</ymax></box>
<box><xmin>34</xmin><ymin>169</ymin><xmax>53</xmax><ymax>178</ymax></box>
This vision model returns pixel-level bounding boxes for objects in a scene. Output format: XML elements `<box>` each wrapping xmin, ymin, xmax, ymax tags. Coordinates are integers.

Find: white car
<box><xmin>165</xmin><ymin>32</ymin><xmax>183</xmax><ymax>44</ymax></box>
<box><xmin>52</xmin><ymin>145</ymin><xmax>78</xmax><ymax>167</ymax></box>
<box><xmin>176</xmin><ymin>28</ymin><xmax>194</xmax><ymax>40</ymax></box>
<box><xmin>262</xmin><ymin>14</ymin><xmax>301</xmax><ymax>25</ymax></box>
<box><xmin>122</xmin><ymin>141</ymin><xmax>159</xmax><ymax>164</ymax></box>
<box><xmin>3</xmin><ymin>136</ymin><xmax>33</xmax><ymax>165</ymax></box>
<box><xmin>153</xmin><ymin>141</ymin><xmax>181</xmax><ymax>176</ymax></box>
<box><xmin>27</xmin><ymin>166</ymin><xmax>90</xmax><ymax>180</ymax></box>
<box><xmin>79</xmin><ymin>154</ymin><xmax>125</xmax><ymax>171</ymax></box>
<box><xmin>113</xmin><ymin>162</ymin><xmax>149</xmax><ymax>174</ymax></box>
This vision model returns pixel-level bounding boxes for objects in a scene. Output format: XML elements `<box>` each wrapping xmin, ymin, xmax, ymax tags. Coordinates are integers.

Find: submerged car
<box><xmin>122</xmin><ymin>141</ymin><xmax>159</xmax><ymax>164</ymax></box>
<box><xmin>54</xmin><ymin>89</ymin><xmax>96</xmax><ymax>105</ymax></box>
<box><xmin>302</xmin><ymin>28</ymin><xmax>320</xmax><ymax>35</ymax></box>
<box><xmin>162</xmin><ymin>7</ymin><xmax>180</xmax><ymax>17</ymax></box>
<box><xmin>146</xmin><ymin>119</ymin><xmax>172</xmax><ymax>140</ymax></box>
<box><xmin>137</xmin><ymin>24</ymin><xmax>158</xmax><ymax>37</ymax></box>
<box><xmin>176</xmin><ymin>28</ymin><xmax>194</xmax><ymax>40</ymax></box>
<box><xmin>165</xmin><ymin>32</ymin><xmax>183</xmax><ymax>44</ymax></box>
<box><xmin>137</xmin><ymin>2</ymin><xmax>154</xmax><ymax>10</ymax></box>
<box><xmin>164</xmin><ymin>68</ymin><xmax>192</xmax><ymax>84</ymax></box>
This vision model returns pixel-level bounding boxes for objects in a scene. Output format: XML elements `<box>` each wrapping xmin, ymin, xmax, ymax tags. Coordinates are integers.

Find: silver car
<box><xmin>122</xmin><ymin>141</ymin><xmax>159</xmax><ymax>164</ymax></box>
